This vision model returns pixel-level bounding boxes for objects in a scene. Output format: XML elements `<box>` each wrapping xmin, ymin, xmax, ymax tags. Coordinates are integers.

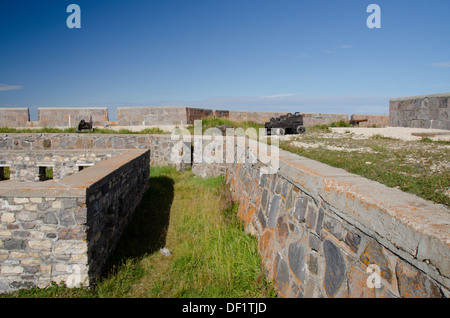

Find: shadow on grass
<box><xmin>101</xmin><ymin>175</ymin><xmax>175</xmax><ymax>275</ymax></box>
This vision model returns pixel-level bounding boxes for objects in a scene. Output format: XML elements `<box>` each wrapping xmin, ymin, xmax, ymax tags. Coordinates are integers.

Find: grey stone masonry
<box><xmin>191</xmin><ymin>136</ymin><xmax>450</xmax><ymax>298</ymax></box>
<box><xmin>390</xmin><ymin>93</ymin><xmax>450</xmax><ymax>130</ymax></box>
<box><xmin>0</xmin><ymin>149</ymin><xmax>149</xmax><ymax>292</ymax></box>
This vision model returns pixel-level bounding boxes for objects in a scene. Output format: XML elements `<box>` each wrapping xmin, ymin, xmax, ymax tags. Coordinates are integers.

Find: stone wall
<box><xmin>0</xmin><ymin>133</ymin><xmax>177</xmax><ymax>167</ymax></box>
<box><xmin>302</xmin><ymin>113</ymin><xmax>349</xmax><ymax>127</ymax></box>
<box><xmin>0</xmin><ymin>149</ymin><xmax>149</xmax><ymax>292</ymax></box>
<box><xmin>1</xmin><ymin>132</ymin><xmax>449</xmax><ymax>297</ymax></box>
<box><xmin>390</xmin><ymin>93</ymin><xmax>450</xmax><ymax>130</ymax></box>
<box><xmin>350</xmin><ymin>114</ymin><xmax>389</xmax><ymax>127</ymax></box>
<box><xmin>191</xmin><ymin>136</ymin><xmax>450</xmax><ymax>298</ymax></box>
<box><xmin>1</xmin><ymin>107</ymin><xmax>373</xmax><ymax>128</ymax></box>
<box><xmin>0</xmin><ymin>108</ymin><xmax>30</xmax><ymax>128</ymax></box>
<box><xmin>116</xmin><ymin>106</ymin><xmax>188</xmax><ymax>126</ymax></box>
<box><xmin>0</xmin><ymin>150</ymin><xmax>120</xmax><ymax>182</ymax></box>
<box><xmin>38</xmin><ymin>108</ymin><xmax>109</xmax><ymax>128</ymax></box>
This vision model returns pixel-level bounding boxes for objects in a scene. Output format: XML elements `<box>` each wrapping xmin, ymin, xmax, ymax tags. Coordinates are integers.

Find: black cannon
<box><xmin>265</xmin><ymin>112</ymin><xmax>305</xmax><ymax>136</ymax></box>
<box><xmin>76</xmin><ymin>117</ymin><xmax>94</xmax><ymax>132</ymax></box>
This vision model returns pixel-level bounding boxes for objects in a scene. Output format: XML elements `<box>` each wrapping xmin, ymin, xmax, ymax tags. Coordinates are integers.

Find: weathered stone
<box><xmin>288</xmin><ymin>241</ymin><xmax>306</xmax><ymax>283</ymax></box>
<box><xmin>323</xmin><ymin>240</ymin><xmax>346</xmax><ymax>297</ymax></box>
<box><xmin>308</xmin><ymin>234</ymin><xmax>322</xmax><ymax>252</ymax></box>
<box><xmin>43</xmin><ymin>139</ymin><xmax>51</xmax><ymax>148</ymax></box>
<box><xmin>396</xmin><ymin>260</ymin><xmax>442</xmax><ymax>298</ymax></box>
<box><xmin>17</xmin><ymin>212</ymin><xmax>37</xmax><ymax>222</ymax></box>
<box><xmin>267</xmin><ymin>195</ymin><xmax>280</xmax><ymax>229</ymax></box>
<box><xmin>275</xmin><ymin>256</ymin><xmax>290</xmax><ymax>295</ymax></box>
<box><xmin>360</xmin><ymin>241</ymin><xmax>392</xmax><ymax>284</ymax></box>
<box><xmin>305</xmin><ymin>204</ymin><xmax>316</xmax><ymax>230</ymax></box>
<box><xmin>1</xmin><ymin>265</ymin><xmax>24</xmax><ymax>274</ymax></box>
<box><xmin>293</xmin><ymin>197</ymin><xmax>307</xmax><ymax>222</ymax></box>
<box><xmin>346</xmin><ymin>265</ymin><xmax>376</xmax><ymax>298</ymax></box>
<box><xmin>323</xmin><ymin>215</ymin><xmax>344</xmax><ymax>240</ymax></box>
<box><xmin>58</xmin><ymin>226</ymin><xmax>86</xmax><ymax>240</ymax></box>
<box><xmin>344</xmin><ymin>231</ymin><xmax>361</xmax><ymax>254</ymax></box>
<box><xmin>256</xmin><ymin>209</ymin><xmax>266</xmax><ymax>229</ymax></box>
<box><xmin>40</xmin><ymin>212</ymin><xmax>58</xmax><ymax>225</ymax></box>
<box><xmin>315</xmin><ymin>207</ymin><xmax>324</xmax><ymax>234</ymax></box>
<box><xmin>1</xmin><ymin>213</ymin><xmax>15</xmax><ymax>223</ymax></box>
<box><xmin>59</xmin><ymin>211</ymin><xmax>75</xmax><ymax>227</ymax></box>
<box><xmin>275</xmin><ymin>216</ymin><xmax>289</xmax><ymax>247</ymax></box>
<box><xmin>37</xmin><ymin>201</ymin><xmax>51</xmax><ymax>211</ymax></box>
<box><xmin>3</xmin><ymin>239</ymin><xmax>25</xmax><ymax>250</ymax></box>
<box><xmin>28</xmin><ymin>240</ymin><xmax>52</xmax><ymax>251</ymax></box>
<box><xmin>261</xmin><ymin>189</ymin><xmax>269</xmax><ymax>212</ymax></box>
<box><xmin>308</xmin><ymin>251</ymin><xmax>319</xmax><ymax>275</ymax></box>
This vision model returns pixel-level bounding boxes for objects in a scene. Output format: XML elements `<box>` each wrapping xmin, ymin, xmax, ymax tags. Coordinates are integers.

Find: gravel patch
<box><xmin>329</xmin><ymin>127</ymin><xmax>450</xmax><ymax>141</ymax></box>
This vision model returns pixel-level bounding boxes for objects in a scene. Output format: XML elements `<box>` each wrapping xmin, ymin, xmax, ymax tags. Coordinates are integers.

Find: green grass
<box><xmin>1</xmin><ymin>166</ymin><xmax>275</xmax><ymax>298</ymax></box>
<box><xmin>280</xmin><ymin>137</ymin><xmax>450</xmax><ymax>207</ymax></box>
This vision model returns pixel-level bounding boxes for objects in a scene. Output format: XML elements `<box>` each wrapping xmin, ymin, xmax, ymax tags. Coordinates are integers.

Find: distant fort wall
<box><xmin>0</xmin><ymin>107</ymin><xmax>389</xmax><ymax>128</ymax></box>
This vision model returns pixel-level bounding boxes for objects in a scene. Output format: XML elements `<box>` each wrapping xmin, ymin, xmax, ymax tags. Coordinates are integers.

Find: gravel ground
<box><xmin>329</xmin><ymin>127</ymin><xmax>450</xmax><ymax>141</ymax></box>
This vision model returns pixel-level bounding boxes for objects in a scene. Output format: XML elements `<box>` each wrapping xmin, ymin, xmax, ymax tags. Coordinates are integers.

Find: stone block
<box><xmin>396</xmin><ymin>260</ymin><xmax>442</xmax><ymax>298</ymax></box>
<box><xmin>288</xmin><ymin>241</ymin><xmax>306</xmax><ymax>283</ymax></box>
<box><xmin>323</xmin><ymin>240</ymin><xmax>346</xmax><ymax>297</ymax></box>
<box><xmin>360</xmin><ymin>240</ymin><xmax>392</xmax><ymax>284</ymax></box>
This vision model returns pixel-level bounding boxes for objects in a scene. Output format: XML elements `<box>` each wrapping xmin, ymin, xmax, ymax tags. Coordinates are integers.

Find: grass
<box><xmin>1</xmin><ymin>166</ymin><xmax>275</xmax><ymax>298</ymax></box>
<box><xmin>279</xmin><ymin>127</ymin><xmax>450</xmax><ymax>207</ymax></box>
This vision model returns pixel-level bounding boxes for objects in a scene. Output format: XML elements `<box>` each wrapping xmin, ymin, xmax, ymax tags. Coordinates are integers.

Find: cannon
<box><xmin>265</xmin><ymin>112</ymin><xmax>305</xmax><ymax>136</ymax></box>
<box><xmin>76</xmin><ymin>117</ymin><xmax>94</xmax><ymax>132</ymax></box>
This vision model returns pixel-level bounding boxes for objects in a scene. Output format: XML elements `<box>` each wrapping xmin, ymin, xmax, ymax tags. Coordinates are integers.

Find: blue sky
<box><xmin>1</xmin><ymin>0</ymin><xmax>449</xmax><ymax>120</ymax></box>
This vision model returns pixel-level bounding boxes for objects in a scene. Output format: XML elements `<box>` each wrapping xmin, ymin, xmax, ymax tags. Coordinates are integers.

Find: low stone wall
<box><xmin>390</xmin><ymin>93</ymin><xmax>450</xmax><ymax>130</ymax></box>
<box><xmin>38</xmin><ymin>108</ymin><xmax>109</xmax><ymax>128</ymax></box>
<box><xmin>302</xmin><ymin>113</ymin><xmax>349</xmax><ymax>127</ymax></box>
<box><xmin>116</xmin><ymin>106</ymin><xmax>188</xmax><ymax>126</ymax></box>
<box><xmin>350</xmin><ymin>114</ymin><xmax>389</xmax><ymax>127</ymax></box>
<box><xmin>191</xmin><ymin>136</ymin><xmax>450</xmax><ymax>298</ymax></box>
<box><xmin>1</xmin><ymin>132</ymin><xmax>449</xmax><ymax>297</ymax></box>
<box><xmin>0</xmin><ymin>149</ymin><xmax>149</xmax><ymax>292</ymax></box>
<box><xmin>0</xmin><ymin>108</ymin><xmax>30</xmax><ymax>128</ymax></box>
<box><xmin>0</xmin><ymin>106</ymin><xmax>388</xmax><ymax>128</ymax></box>
<box><xmin>0</xmin><ymin>150</ymin><xmax>121</xmax><ymax>181</ymax></box>
<box><xmin>0</xmin><ymin>133</ymin><xmax>176</xmax><ymax>167</ymax></box>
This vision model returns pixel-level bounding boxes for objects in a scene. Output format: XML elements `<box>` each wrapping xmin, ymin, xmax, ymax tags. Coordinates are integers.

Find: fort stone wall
<box><xmin>390</xmin><ymin>93</ymin><xmax>450</xmax><ymax>130</ymax></box>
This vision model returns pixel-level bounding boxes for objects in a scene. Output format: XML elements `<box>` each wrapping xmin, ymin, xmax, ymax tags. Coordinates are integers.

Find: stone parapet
<box><xmin>191</xmin><ymin>136</ymin><xmax>450</xmax><ymax>297</ymax></box>
<box><xmin>390</xmin><ymin>93</ymin><xmax>450</xmax><ymax>130</ymax></box>
<box><xmin>37</xmin><ymin>108</ymin><xmax>109</xmax><ymax>128</ymax></box>
<box><xmin>0</xmin><ymin>149</ymin><xmax>149</xmax><ymax>292</ymax></box>
<box><xmin>0</xmin><ymin>108</ymin><xmax>30</xmax><ymax>128</ymax></box>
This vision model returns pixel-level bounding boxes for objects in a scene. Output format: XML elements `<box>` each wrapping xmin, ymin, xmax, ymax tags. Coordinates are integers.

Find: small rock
<box><xmin>160</xmin><ymin>247</ymin><xmax>172</xmax><ymax>256</ymax></box>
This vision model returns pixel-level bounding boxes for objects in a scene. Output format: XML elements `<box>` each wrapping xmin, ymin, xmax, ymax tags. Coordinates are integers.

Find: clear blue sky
<box><xmin>1</xmin><ymin>0</ymin><xmax>449</xmax><ymax>120</ymax></box>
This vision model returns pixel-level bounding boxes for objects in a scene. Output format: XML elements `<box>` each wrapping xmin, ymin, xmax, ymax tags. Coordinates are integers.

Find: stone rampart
<box><xmin>0</xmin><ymin>106</ymin><xmax>383</xmax><ymax>128</ymax></box>
<box><xmin>0</xmin><ymin>149</ymin><xmax>149</xmax><ymax>292</ymax></box>
<box><xmin>116</xmin><ymin>106</ymin><xmax>188</xmax><ymax>126</ymax></box>
<box><xmin>0</xmin><ymin>150</ymin><xmax>121</xmax><ymax>182</ymax></box>
<box><xmin>38</xmin><ymin>108</ymin><xmax>109</xmax><ymax>128</ymax></box>
<box><xmin>1</xmin><ymin>132</ymin><xmax>449</xmax><ymax>297</ymax></box>
<box><xmin>350</xmin><ymin>114</ymin><xmax>389</xmax><ymax>127</ymax></box>
<box><xmin>390</xmin><ymin>93</ymin><xmax>450</xmax><ymax>130</ymax></box>
<box><xmin>0</xmin><ymin>133</ymin><xmax>177</xmax><ymax>167</ymax></box>
<box><xmin>0</xmin><ymin>108</ymin><xmax>30</xmax><ymax>128</ymax></box>
<box><xmin>189</xmin><ymin>135</ymin><xmax>450</xmax><ymax>298</ymax></box>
